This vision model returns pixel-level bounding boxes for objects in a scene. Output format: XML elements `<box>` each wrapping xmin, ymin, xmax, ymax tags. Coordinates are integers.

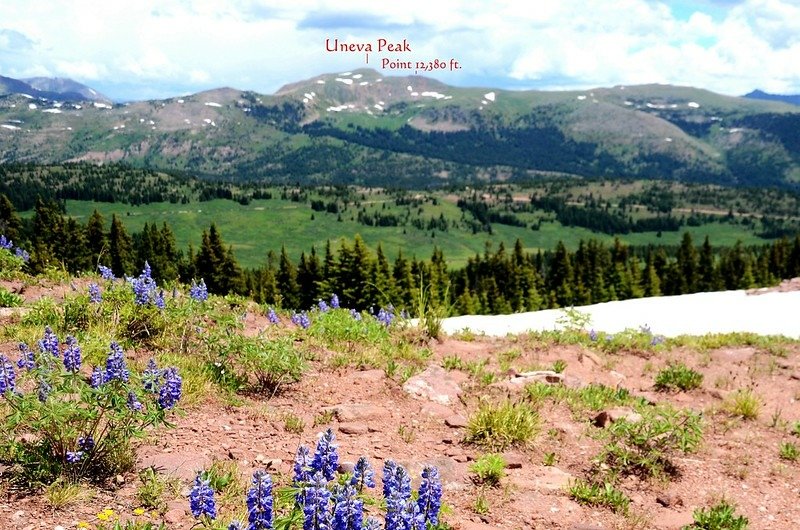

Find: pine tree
<box><xmin>297</xmin><ymin>248</ymin><xmax>322</xmax><ymax>308</ymax></box>
<box><xmin>676</xmin><ymin>232</ymin><xmax>699</xmax><ymax>294</ymax></box>
<box><xmin>85</xmin><ymin>210</ymin><xmax>107</xmax><ymax>267</ymax></box>
<box><xmin>547</xmin><ymin>241</ymin><xmax>573</xmax><ymax>307</ymax></box>
<box><xmin>108</xmin><ymin>214</ymin><xmax>134</xmax><ymax>277</ymax></box>
<box><xmin>697</xmin><ymin>236</ymin><xmax>719</xmax><ymax>292</ymax></box>
<box><xmin>0</xmin><ymin>193</ymin><xmax>22</xmax><ymax>241</ymax></box>
<box><xmin>277</xmin><ymin>246</ymin><xmax>301</xmax><ymax>309</ymax></box>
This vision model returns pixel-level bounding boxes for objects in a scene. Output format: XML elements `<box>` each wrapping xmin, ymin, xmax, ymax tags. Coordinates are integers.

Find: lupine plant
<box><xmin>0</xmin><ymin>328</ymin><xmax>182</xmax><ymax>485</ymax></box>
<box><xmin>190</xmin><ymin>279</ymin><xmax>209</xmax><ymax>302</ymax></box>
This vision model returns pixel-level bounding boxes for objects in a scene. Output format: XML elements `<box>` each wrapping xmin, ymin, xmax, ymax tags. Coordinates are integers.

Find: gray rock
<box><xmin>656</xmin><ymin>493</ymin><xmax>683</xmax><ymax>507</ymax></box>
<box><xmin>139</xmin><ymin>452</ymin><xmax>212</xmax><ymax>481</ymax></box>
<box><xmin>321</xmin><ymin>403</ymin><xmax>388</xmax><ymax>422</ymax></box>
<box><xmin>339</xmin><ymin>423</ymin><xmax>369</xmax><ymax>435</ymax></box>
<box><xmin>402</xmin><ymin>365</ymin><xmax>463</xmax><ymax>406</ymax></box>
<box><xmin>445</xmin><ymin>414</ymin><xmax>469</xmax><ymax>428</ymax></box>
<box><xmin>338</xmin><ymin>461</ymin><xmax>356</xmax><ymax>474</ymax></box>
<box><xmin>592</xmin><ymin>407</ymin><xmax>643</xmax><ymax>428</ymax></box>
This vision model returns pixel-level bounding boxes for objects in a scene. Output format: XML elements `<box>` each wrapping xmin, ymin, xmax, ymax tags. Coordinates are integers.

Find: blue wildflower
<box><xmin>246</xmin><ymin>470</ymin><xmax>274</xmax><ymax>530</ymax></box>
<box><xmin>330</xmin><ymin>294</ymin><xmax>340</xmax><ymax>309</ymax></box>
<box><xmin>14</xmin><ymin>247</ymin><xmax>29</xmax><ymax>262</ymax></box>
<box><xmin>349</xmin><ymin>309</ymin><xmax>361</xmax><ymax>321</ymax></box>
<box><xmin>376</xmin><ymin>307</ymin><xmax>394</xmax><ymax>327</ymax></box>
<box><xmin>589</xmin><ymin>329</ymin><xmax>598</xmax><ymax>341</ymax></box>
<box><xmin>37</xmin><ymin>378</ymin><xmax>51</xmax><ymax>402</ymax></box>
<box><xmin>363</xmin><ymin>518</ymin><xmax>381</xmax><ymax>530</ymax></box>
<box><xmin>302</xmin><ymin>472</ymin><xmax>332</xmax><ymax>530</ymax></box>
<box><xmin>605</xmin><ymin>334</ymin><xmax>614</xmax><ymax>341</ymax></box>
<box><xmin>311</xmin><ymin>428</ymin><xmax>339</xmax><ymax>481</ymax></box>
<box><xmin>229</xmin><ymin>522</ymin><xmax>244</xmax><ymax>530</ymax></box>
<box><xmin>416</xmin><ymin>466</ymin><xmax>442</xmax><ymax>527</ymax></box>
<box><xmin>350</xmin><ymin>456</ymin><xmax>375</xmax><ymax>491</ymax></box>
<box><xmin>99</xmin><ymin>265</ymin><xmax>115</xmax><ymax>280</ymax></box>
<box><xmin>294</xmin><ymin>445</ymin><xmax>313</xmax><ymax>484</ymax></box>
<box><xmin>318</xmin><ymin>299</ymin><xmax>330</xmax><ymax>313</ymax></box>
<box><xmin>384</xmin><ymin>463</ymin><xmax>416</xmax><ymax>530</ymax></box>
<box><xmin>105</xmin><ymin>342</ymin><xmax>129</xmax><ymax>383</ymax></box>
<box><xmin>333</xmin><ymin>484</ymin><xmax>363</xmax><ymax>530</ymax></box>
<box><xmin>17</xmin><ymin>343</ymin><xmax>35</xmax><ymax>371</ymax></box>
<box><xmin>131</xmin><ymin>262</ymin><xmax>159</xmax><ymax>306</ymax></box>
<box><xmin>66</xmin><ymin>451</ymin><xmax>84</xmax><ymax>463</ymax></box>
<box><xmin>190</xmin><ymin>279</ymin><xmax>209</xmax><ymax>302</ymax></box>
<box><xmin>267</xmin><ymin>308</ymin><xmax>279</xmax><ymax>324</ymax></box>
<box><xmin>0</xmin><ymin>355</ymin><xmax>16</xmax><ymax>394</ymax></box>
<box><xmin>154</xmin><ymin>289</ymin><xmax>166</xmax><ymax>309</ymax></box>
<box><xmin>0</xmin><ymin>235</ymin><xmax>12</xmax><ymax>250</ymax></box>
<box><xmin>78</xmin><ymin>436</ymin><xmax>95</xmax><ymax>452</ymax></box>
<box><xmin>38</xmin><ymin>326</ymin><xmax>60</xmax><ymax>357</ymax></box>
<box><xmin>157</xmin><ymin>366</ymin><xmax>182</xmax><ymax>410</ymax></box>
<box><xmin>88</xmin><ymin>282</ymin><xmax>102</xmax><ymax>303</ymax></box>
<box><xmin>382</xmin><ymin>460</ymin><xmax>399</xmax><ymax>499</ymax></box>
<box><xmin>63</xmin><ymin>336</ymin><xmax>82</xmax><ymax>372</ymax></box>
<box><xmin>650</xmin><ymin>335</ymin><xmax>665</xmax><ymax>346</ymax></box>
<box><xmin>127</xmin><ymin>391</ymin><xmax>143</xmax><ymax>412</ymax></box>
<box><xmin>292</xmin><ymin>311</ymin><xmax>311</xmax><ymax>330</ymax></box>
<box><xmin>91</xmin><ymin>366</ymin><xmax>105</xmax><ymax>388</ymax></box>
<box><xmin>189</xmin><ymin>473</ymin><xmax>217</xmax><ymax>520</ymax></box>
<box><xmin>640</xmin><ymin>324</ymin><xmax>652</xmax><ymax>335</ymax></box>
<box><xmin>142</xmin><ymin>358</ymin><xmax>161</xmax><ymax>393</ymax></box>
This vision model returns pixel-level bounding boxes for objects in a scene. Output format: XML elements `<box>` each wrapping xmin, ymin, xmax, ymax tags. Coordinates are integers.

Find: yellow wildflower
<box><xmin>77</xmin><ymin>522</ymin><xmax>90</xmax><ymax>529</ymax></box>
<box><xmin>133</xmin><ymin>508</ymin><xmax>146</xmax><ymax>516</ymax></box>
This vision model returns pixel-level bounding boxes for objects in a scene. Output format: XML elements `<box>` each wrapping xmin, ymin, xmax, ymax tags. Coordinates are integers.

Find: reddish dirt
<box><xmin>2</xmin><ymin>286</ymin><xmax>800</xmax><ymax>530</ymax></box>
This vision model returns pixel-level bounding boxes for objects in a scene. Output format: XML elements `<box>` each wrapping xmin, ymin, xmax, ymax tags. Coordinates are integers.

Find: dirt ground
<box><xmin>1</xmin><ymin>279</ymin><xmax>800</xmax><ymax>530</ymax></box>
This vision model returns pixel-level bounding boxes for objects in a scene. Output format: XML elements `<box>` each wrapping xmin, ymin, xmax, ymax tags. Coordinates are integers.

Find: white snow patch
<box><xmin>149</xmin><ymin>120</ymin><xmax>155</xmax><ymax>125</ymax></box>
<box><xmin>73</xmin><ymin>104</ymin><xmax>82</xmax><ymax>109</ymax></box>
<box><xmin>139</xmin><ymin>118</ymin><xmax>145</xmax><ymax>123</ymax></box>
<box><xmin>42</xmin><ymin>108</ymin><xmax>61</xmax><ymax>114</ymax></box>
<box><xmin>624</xmin><ymin>101</ymin><xmax>633</xmax><ymax>106</ymax></box>
<box><xmin>664</xmin><ymin>137</ymin><xmax>673</xmax><ymax>142</ymax></box>
<box><xmin>184</xmin><ymin>119</ymin><xmax>191</xmax><ymax>124</ymax></box>
<box><xmin>93</xmin><ymin>102</ymin><xmax>112</xmax><ymax>109</ymax></box>
<box><xmin>484</xmin><ymin>91</ymin><xmax>496</xmax><ymax>102</ymax></box>
<box><xmin>89</xmin><ymin>89</ymin><xmax>97</xmax><ymax>95</ymax></box>
<box><xmin>203</xmin><ymin>118</ymin><xmax>212</xmax><ymax>124</ymax></box>
<box><xmin>687</xmin><ymin>101</ymin><xmax>700</xmax><ymax>108</ymax></box>
<box><xmin>204</xmin><ymin>102</ymin><xmax>222</xmax><ymax>107</ymax></box>
<box><xmin>366</xmin><ymin>110</ymin><xmax>373</xmax><ymax>115</ymax></box>
<box><xmin>211</xmin><ymin>121</ymin><xmax>216</xmax><ymax>127</ymax></box>
<box><xmin>7</xmin><ymin>119</ymin><xmax>22</xmax><ymax>123</ymax></box>
<box><xmin>376</xmin><ymin>78</ymin><xmax>382</xmax><ymax>82</ymax></box>
<box><xmin>729</xmin><ymin>127</ymin><xmax>743</xmax><ymax>133</ymax></box>
<box><xmin>53</xmin><ymin>102</ymin><xmax>62</xmax><ymax>108</ymax></box>
<box><xmin>316</xmin><ymin>80</ymin><xmax>325</xmax><ymax>84</ymax></box>
<box><xmin>411</xmin><ymin>92</ymin><xmax>419</xmax><ymax>96</ymax></box>
<box><xmin>360</xmin><ymin>81</ymin><xmax>369</xmax><ymax>86</ymax></box>
<box><xmin>304</xmin><ymin>93</ymin><xmax>314</xmax><ymax>100</ymax></box>
<box><xmin>113</xmin><ymin>126</ymin><xmax>119</xmax><ymax>130</ymax></box>
<box><xmin>1</xmin><ymin>124</ymin><xmax>19</xmax><ymax>130</ymax></box>
<box><xmin>481</xmin><ymin>100</ymin><xmax>487</xmax><ymax>105</ymax></box>
<box><xmin>711</xmin><ymin>116</ymin><xmax>722</xmax><ymax>121</ymax></box>
<box><xmin>407</xmin><ymin>85</ymin><xmax>413</xmax><ymax>92</ymax></box>
<box><xmin>335</xmin><ymin>77</ymin><xmax>353</xmax><ymax>85</ymax></box>
<box><xmin>20</xmin><ymin>93</ymin><xmax>33</xmax><ymax>99</ymax></box>
<box><xmin>440</xmin><ymin>290</ymin><xmax>800</xmax><ymax>339</ymax></box>
<box><xmin>421</xmin><ymin>91</ymin><xmax>446</xmax><ymax>99</ymax></box>
<box><xmin>374</xmin><ymin>104</ymin><xmax>384</xmax><ymax>111</ymax></box>
<box><xmin>177</xmin><ymin>99</ymin><xmax>184</xmax><ymax>103</ymax></box>
<box><xmin>352</xmin><ymin>74</ymin><xmax>363</xmax><ymax>79</ymax></box>
<box><xmin>379</xmin><ymin>101</ymin><xmax>385</xmax><ymax>106</ymax></box>
<box><xmin>28</xmin><ymin>103</ymin><xmax>37</xmax><ymax>110</ymax></box>
<box><xmin>326</xmin><ymin>104</ymin><xmax>349</xmax><ymax>112</ymax></box>
<box><xmin>303</xmin><ymin>98</ymin><xmax>308</xmax><ymax>103</ymax></box>
<box><xmin>444</xmin><ymin>96</ymin><xmax>453</xmax><ymax>100</ymax></box>
<box><xmin>577</xmin><ymin>95</ymin><xmax>587</xmax><ymax>100</ymax></box>
<box><xmin>119</xmin><ymin>124</ymin><xmax>125</xmax><ymax>128</ymax></box>
<box><xmin>67</xmin><ymin>127</ymin><xmax>72</xmax><ymax>130</ymax></box>
<box><xmin>339</xmin><ymin>72</ymin><xmax>352</xmax><ymax>76</ymax></box>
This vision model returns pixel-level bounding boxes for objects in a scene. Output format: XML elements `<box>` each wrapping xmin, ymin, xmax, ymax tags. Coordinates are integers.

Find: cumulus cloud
<box><xmin>0</xmin><ymin>0</ymin><xmax>798</xmax><ymax>99</ymax></box>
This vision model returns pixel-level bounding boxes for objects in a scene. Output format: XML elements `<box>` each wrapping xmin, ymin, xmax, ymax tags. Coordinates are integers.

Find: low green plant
<box><xmin>398</xmin><ymin>424</ymin><xmax>415</xmax><ymax>444</ymax></box>
<box><xmin>0</xmin><ymin>286</ymin><xmax>22</xmax><ymax>307</ymax></box>
<box><xmin>473</xmin><ymin>492</ymin><xmax>490</xmax><ymax>515</ymax></box>
<box><xmin>45</xmin><ymin>479</ymin><xmax>87</xmax><ymax>508</ymax></box>
<box><xmin>723</xmin><ymin>389</ymin><xmax>761</xmax><ymax>420</ymax></box>
<box><xmin>465</xmin><ymin>399</ymin><xmax>539</xmax><ymax>450</ymax></box>
<box><xmin>99</xmin><ymin>520</ymin><xmax>167</xmax><ymax>530</ymax></box>
<box><xmin>415</xmin><ymin>279</ymin><xmax>450</xmax><ymax>341</ymax></box>
<box><xmin>470</xmin><ymin>453</ymin><xmax>506</xmax><ymax>486</ymax></box>
<box><xmin>0</xmin><ymin>329</ymin><xmax>182</xmax><ymax>486</ymax></box>
<box><xmin>792</xmin><ymin>421</ymin><xmax>800</xmax><ymax>437</ymax></box>
<box><xmin>137</xmin><ymin>467</ymin><xmax>168</xmax><ymax>511</ymax></box>
<box><xmin>551</xmin><ymin>359</ymin><xmax>567</xmax><ymax>374</ymax></box>
<box><xmin>569</xmin><ymin>479</ymin><xmax>630</xmax><ymax>515</ymax></box>
<box><xmin>779</xmin><ymin>441</ymin><xmax>799</xmax><ymax>462</ymax></box>
<box><xmin>655</xmin><ymin>363</ymin><xmax>704</xmax><ymax>391</ymax></box>
<box><xmin>313</xmin><ymin>410</ymin><xmax>334</xmax><ymax>426</ymax></box>
<box><xmin>526</xmin><ymin>381</ymin><xmax>636</xmax><ymax>414</ymax></box>
<box><xmin>442</xmin><ymin>355</ymin><xmax>465</xmax><ymax>370</ymax></box>
<box><xmin>283</xmin><ymin>412</ymin><xmax>305</xmax><ymax>434</ymax></box>
<box><xmin>683</xmin><ymin>500</ymin><xmax>749</xmax><ymax>529</ymax></box>
<box><xmin>597</xmin><ymin>405</ymin><xmax>703</xmax><ymax>482</ymax></box>
<box><xmin>543</xmin><ymin>452</ymin><xmax>558</xmax><ymax>466</ymax></box>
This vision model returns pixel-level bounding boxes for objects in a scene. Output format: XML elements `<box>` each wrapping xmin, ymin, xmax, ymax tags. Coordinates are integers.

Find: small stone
<box><xmin>255</xmin><ymin>453</ymin><xmax>267</xmax><ymax>463</ymax></box>
<box><xmin>55</xmin><ymin>526</ymin><xmax>66</xmax><ymax>530</ymax></box>
<box><xmin>13</xmin><ymin>511</ymin><xmax>25</xmax><ymax>520</ymax></box>
<box><xmin>322</xmin><ymin>404</ymin><xmax>387</xmax><ymax>422</ymax></box>
<box><xmin>580</xmin><ymin>350</ymin><xmax>603</xmax><ymax>366</ymax></box>
<box><xmin>266</xmin><ymin>458</ymin><xmax>282</xmax><ymax>470</ymax></box>
<box><xmin>164</xmin><ymin>500</ymin><xmax>186</xmax><ymax>524</ymax></box>
<box><xmin>592</xmin><ymin>407</ymin><xmax>642</xmax><ymax>428</ymax></box>
<box><xmin>115</xmin><ymin>474</ymin><xmax>125</xmax><ymax>485</ymax></box>
<box><xmin>656</xmin><ymin>493</ymin><xmax>683</xmax><ymax>507</ymax></box>
<box><xmin>442</xmin><ymin>438</ymin><xmax>454</xmax><ymax>445</ymax></box>
<box><xmin>403</xmin><ymin>365</ymin><xmax>463</xmax><ymax>405</ymax></box>
<box><xmin>339</xmin><ymin>423</ymin><xmax>369</xmax><ymax>435</ymax></box>
<box><xmin>502</xmin><ymin>453</ymin><xmax>526</xmax><ymax>469</ymax></box>
<box><xmin>791</xmin><ymin>372</ymin><xmax>800</xmax><ymax>381</ymax></box>
<box><xmin>338</xmin><ymin>461</ymin><xmax>356</xmax><ymax>474</ymax></box>
<box><xmin>445</xmin><ymin>415</ymin><xmax>468</xmax><ymax>428</ymax></box>
<box><xmin>453</xmin><ymin>454</ymin><xmax>469</xmax><ymax>463</ymax></box>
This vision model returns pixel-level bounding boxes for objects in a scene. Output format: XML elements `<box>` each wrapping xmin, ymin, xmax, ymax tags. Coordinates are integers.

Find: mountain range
<box><xmin>1</xmin><ymin>69</ymin><xmax>799</xmax><ymax>188</ymax></box>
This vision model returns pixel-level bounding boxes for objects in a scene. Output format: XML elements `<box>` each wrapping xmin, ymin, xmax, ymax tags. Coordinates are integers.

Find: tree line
<box><xmin>2</xmin><ymin>194</ymin><xmax>800</xmax><ymax>316</ymax></box>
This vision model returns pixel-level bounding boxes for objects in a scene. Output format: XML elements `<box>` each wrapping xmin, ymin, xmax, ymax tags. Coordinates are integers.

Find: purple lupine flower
<box><xmin>0</xmin><ymin>355</ymin><xmax>16</xmax><ymax>394</ymax></box>
<box><xmin>17</xmin><ymin>343</ymin><xmax>35</xmax><ymax>371</ymax></box>
<box><xmin>105</xmin><ymin>342</ymin><xmax>129</xmax><ymax>383</ymax></box>
<box><xmin>311</xmin><ymin>428</ymin><xmax>339</xmax><ymax>481</ymax></box>
<box><xmin>154</xmin><ymin>289</ymin><xmax>166</xmax><ymax>309</ymax></box>
<box><xmin>605</xmin><ymin>334</ymin><xmax>614</xmax><ymax>341</ymax></box>
<box><xmin>291</xmin><ymin>311</ymin><xmax>311</xmax><ymax>330</ymax></box>
<box><xmin>37</xmin><ymin>378</ymin><xmax>51</xmax><ymax>402</ymax></box>
<box><xmin>267</xmin><ymin>308</ymin><xmax>279</xmax><ymax>324</ymax></box>
<box><xmin>349</xmin><ymin>309</ymin><xmax>361</xmax><ymax>321</ymax></box>
<box><xmin>318</xmin><ymin>299</ymin><xmax>330</xmax><ymax>313</ymax></box>
<box><xmin>78</xmin><ymin>436</ymin><xmax>95</xmax><ymax>452</ymax></box>
<box><xmin>330</xmin><ymin>294</ymin><xmax>340</xmax><ymax>309</ymax></box>
<box><xmin>63</xmin><ymin>336</ymin><xmax>82</xmax><ymax>372</ymax></box>
<box><xmin>416</xmin><ymin>466</ymin><xmax>442</xmax><ymax>527</ymax></box>
<box><xmin>650</xmin><ymin>335</ymin><xmax>665</xmax><ymax>346</ymax></box>
<box><xmin>66</xmin><ymin>451</ymin><xmax>84</xmax><ymax>463</ymax></box>
<box><xmin>246</xmin><ymin>470</ymin><xmax>274</xmax><ymax>530</ymax></box>
<box><xmin>302</xmin><ymin>472</ymin><xmax>332</xmax><ymax>530</ymax></box>
<box><xmin>350</xmin><ymin>456</ymin><xmax>375</xmax><ymax>491</ymax></box>
<box><xmin>639</xmin><ymin>324</ymin><xmax>652</xmax><ymax>335</ymax></box>
<box><xmin>333</xmin><ymin>484</ymin><xmax>363</xmax><ymax>530</ymax></box>
<box><xmin>88</xmin><ymin>283</ymin><xmax>102</xmax><ymax>303</ymax></box>
<box><xmin>127</xmin><ymin>391</ymin><xmax>143</xmax><ymax>412</ymax></box>
<box><xmin>589</xmin><ymin>329</ymin><xmax>598</xmax><ymax>341</ymax></box>
<box><xmin>400</xmin><ymin>310</ymin><xmax>410</xmax><ymax>320</ymax></box>
<box><xmin>376</xmin><ymin>307</ymin><xmax>394</xmax><ymax>327</ymax></box>
<box><xmin>99</xmin><ymin>264</ymin><xmax>115</xmax><ymax>280</ymax></box>
<box><xmin>38</xmin><ymin>326</ymin><xmax>60</xmax><ymax>357</ymax></box>
<box><xmin>294</xmin><ymin>445</ymin><xmax>313</xmax><ymax>484</ymax></box>
<box><xmin>91</xmin><ymin>366</ymin><xmax>105</xmax><ymax>388</ymax></box>
<box><xmin>382</xmin><ymin>460</ymin><xmax>399</xmax><ymax>499</ymax></box>
<box><xmin>142</xmin><ymin>358</ymin><xmax>161</xmax><ymax>393</ymax></box>
<box><xmin>158</xmin><ymin>367</ymin><xmax>182</xmax><ymax>410</ymax></box>
<box><xmin>384</xmin><ymin>463</ymin><xmax>416</xmax><ymax>530</ymax></box>
<box><xmin>131</xmin><ymin>262</ymin><xmax>158</xmax><ymax>306</ymax></box>
<box><xmin>190</xmin><ymin>279</ymin><xmax>209</xmax><ymax>302</ymax></box>
<box><xmin>189</xmin><ymin>473</ymin><xmax>217</xmax><ymax>520</ymax></box>
<box><xmin>15</xmin><ymin>247</ymin><xmax>29</xmax><ymax>262</ymax></box>
<box><xmin>229</xmin><ymin>522</ymin><xmax>244</xmax><ymax>530</ymax></box>
<box><xmin>0</xmin><ymin>235</ymin><xmax>12</xmax><ymax>250</ymax></box>
<box><xmin>363</xmin><ymin>518</ymin><xmax>381</xmax><ymax>530</ymax></box>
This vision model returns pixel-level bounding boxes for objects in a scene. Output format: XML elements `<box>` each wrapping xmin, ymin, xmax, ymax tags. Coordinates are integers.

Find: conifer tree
<box><xmin>108</xmin><ymin>214</ymin><xmax>134</xmax><ymax>277</ymax></box>
<box><xmin>0</xmin><ymin>193</ymin><xmax>22</xmax><ymax>241</ymax></box>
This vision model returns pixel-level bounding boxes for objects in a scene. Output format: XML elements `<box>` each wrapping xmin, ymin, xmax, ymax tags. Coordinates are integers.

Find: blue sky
<box><xmin>1</xmin><ymin>0</ymin><xmax>799</xmax><ymax>101</ymax></box>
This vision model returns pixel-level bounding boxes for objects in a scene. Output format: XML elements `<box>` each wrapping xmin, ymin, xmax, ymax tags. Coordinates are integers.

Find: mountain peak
<box><xmin>743</xmin><ymin>89</ymin><xmax>800</xmax><ymax>107</ymax></box>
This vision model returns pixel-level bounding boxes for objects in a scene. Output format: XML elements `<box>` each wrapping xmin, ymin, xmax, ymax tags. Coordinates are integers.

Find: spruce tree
<box><xmin>108</xmin><ymin>214</ymin><xmax>134</xmax><ymax>277</ymax></box>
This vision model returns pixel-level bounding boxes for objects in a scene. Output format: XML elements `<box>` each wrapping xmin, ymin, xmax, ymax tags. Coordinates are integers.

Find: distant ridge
<box><xmin>743</xmin><ymin>89</ymin><xmax>800</xmax><ymax>107</ymax></box>
<box><xmin>0</xmin><ymin>74</ymin><xmax>108</xmax><ymax>102</ymax></box>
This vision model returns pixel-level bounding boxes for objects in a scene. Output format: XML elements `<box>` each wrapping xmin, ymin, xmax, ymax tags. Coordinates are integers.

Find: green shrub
<box><xmin>0</xmin><ymin>286</ymin><xmax>22</xmax><ymax>307</ymax></box>
<box><xmin>597</xmin><ymin>405</ymin><xmax>703</xmax><ymax>482</ymax></box>
<box><xmin>655</xmin><ymin>363</ymin><xmax>704</xmax><ymax>391</ymax></box>
<box><xmin>465</xmin><ymin>399</ymin><xmax>539</xmax><ymax>450</ymax></box>
<box><xmin>470</xmin><ymin>453</ymin><xmax>506</xmax><ymax>486</ymax></box>
<box><xmin>684</xmin><ymin>500</ymin><xmax>749</xmax><ymax>529</ymax></box>
<box><xmin>569</xmin><ymin>479</ymin><xmax>630</xmax><ymax>515</ymax></box>
<box><xmin>723</xmin><ymin>389</ymin><xmax>761</xmax><ymax>420</ymax></box>
<box><xmin>779</xmin><ymin>441</ymin><xmax>799</xmax><ymax>462</ymax></box>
